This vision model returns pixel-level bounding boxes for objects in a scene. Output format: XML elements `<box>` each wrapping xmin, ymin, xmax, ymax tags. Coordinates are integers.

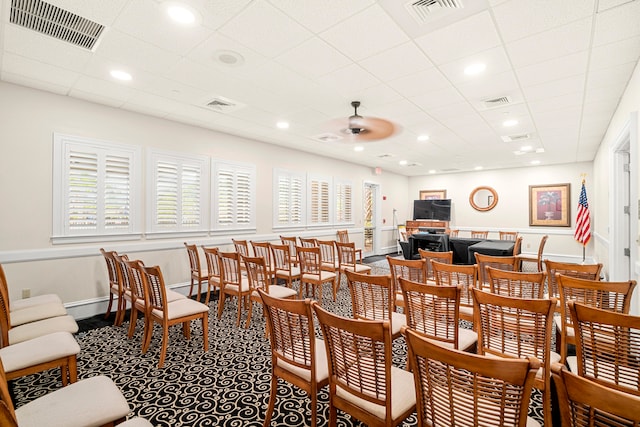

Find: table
<box><xmin>467</xmin><ymin>240</ymin><xmax>516</xmax><ymax>263</ymax></box>
<box><xmin>448</xmin><ymin>237</ymin><xmax>483</xmax><ymax>264</ymax></box>
<box><xmin>407</xmin><ymin>233</ymin><xmax>449</xmax><ymax>259</ymax></box>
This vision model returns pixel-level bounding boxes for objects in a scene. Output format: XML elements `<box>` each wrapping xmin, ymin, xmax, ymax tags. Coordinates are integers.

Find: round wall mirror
<box><xmin>469</xmin><ymin>186</ymin><xmax>498</xmax><ymax>211</ymax></box>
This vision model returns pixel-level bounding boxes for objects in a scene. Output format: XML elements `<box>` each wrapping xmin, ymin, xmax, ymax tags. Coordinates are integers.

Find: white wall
<box><xmin>0</xmin><ymin>82</ymin><xmax>408</xmax><ymax>317</ymax></box>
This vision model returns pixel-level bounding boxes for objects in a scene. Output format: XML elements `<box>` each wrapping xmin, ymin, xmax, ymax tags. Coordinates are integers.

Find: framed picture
<box><xmin>529</xmin><ymin>183</ymin><xmax>571</xmax><ymax>227</ymax></box>
<box><xmin>419</xmin><ymin>189</ymin><xmax>446</xmax><ymax>200</ymax></box>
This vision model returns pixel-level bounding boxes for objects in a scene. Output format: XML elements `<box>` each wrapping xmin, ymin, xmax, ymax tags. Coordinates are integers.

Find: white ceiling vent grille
<box><xmin>501</xmin><ymin>133</ymin><xmax>531</xmax><ymax>142</ymax></box>
<box><xmin>203</xmin><ymin>96</ymin><xmax>245</xmax><ymax>113</ymax></box>
<box><xmin>405</xmin><ymin>0</ymin><xmax>464</xmax><ymax>23</ymax></box>
<box><xmin>312</xmin><ymin>133</ymin><xmax>343</xmax><ymax>143</ymax></box>
<box><xmin>482</xmin><ymin>96</ymin><xmax>512</xmax><ymax>109</ymax></box>
<box><xmin>10</xmin><ymin>0</ymin><xmax>105</xmax><ymax>51</ymax></box>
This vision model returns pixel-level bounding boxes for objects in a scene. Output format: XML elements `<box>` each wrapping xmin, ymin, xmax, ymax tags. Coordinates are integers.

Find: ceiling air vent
<box><xmin>482</xmin><ymin>96</ymin><xmax>512</xmax><ymax>109</ymax></box>
<box><xmin>377</xmin><ymin>153</ymin><xmax>395</xmax><ymax>158</ymax></box>
<box><xmin>312</xmin><ymin>133</ymin><xmax>343</xmax><ymax>143</ymax></box>
<box><xmin>501</xmin><ymin>133</ymin><xmax>531</xmax><ymax>142</ymax></box>
<box><xmin>405</xmin><ymin>0</ymin><xmax>464</xmax><ymax>23</ymax></box>
<box><xmin>203</xmin><ymin>96</ymin><xmax>245</xmax><ymax>113</ymax></box>
<box><xmin>10</xmin><ymin>0</ymin><xmax>105</xmax><ymax>51</ymax></box>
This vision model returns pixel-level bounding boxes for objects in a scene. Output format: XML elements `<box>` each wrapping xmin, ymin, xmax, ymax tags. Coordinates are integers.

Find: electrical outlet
<box><xmin>22</xmin><ymin>288</ymin><xmax>31</xmax><ymax>299</ymax></box>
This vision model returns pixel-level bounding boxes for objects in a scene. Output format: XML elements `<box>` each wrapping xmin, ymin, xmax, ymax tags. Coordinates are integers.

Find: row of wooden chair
<box><xmin>449</xmin><ymin>230</ymin><xmax>518</xmax><ymax>240</ymax></box>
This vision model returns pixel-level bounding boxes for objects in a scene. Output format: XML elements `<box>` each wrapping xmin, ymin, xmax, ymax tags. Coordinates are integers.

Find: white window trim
<box><xmin>211</xmin><ymin>159</ymin><xmax>256</xmax><ymax>233</ymax></box>
<box><xmin>146</xmin><ymin>148</ymin><xmax>210</xmax><ymax>237</ymax></box>
<box><xmin>334</xmin><ymin>178</ymin><xmax>354</xmax><ymax>226</ymax></box>
<box><xmin>52</xmin><ymin>133</ymin><xmax>142</xmax><ymax>244</ymax></box>
<box><xmin>307</xmin><ymin>173</ymin><xmax>332</xmax><ymax>228</ymax></box>
<box><xmin>273</xmin><ymin>168</ymin><xmax>306</xmax><ymax>230</ymax></box>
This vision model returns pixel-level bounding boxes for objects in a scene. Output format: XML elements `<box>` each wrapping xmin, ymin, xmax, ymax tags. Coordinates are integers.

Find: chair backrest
<box><xmin>280</xmin><ymin>236</ymin><xmax>298</xmax><ymax>258</ymax></box>
<box><xmin>335</xmin><ymin>241</ymin><xmax>358</xmax><ymax>269</ymax></box>
<box><xmin>114</xmin><ymin>253</ymin><xmax>132</xmax><ymax>296</ymax></box>
<box><xmin>0</xmin><ymin>359</ymin><xmax>17</xmax><ymax>426</ymax></box>
<box><xmin>449</xmin><ymin>229</ymin><xmax>459</xmax><ymax>237</ymax></box>
<box><xmin>258</xmin><ymin>290</ymin><xmax>320</xmax><ymax>385</ymax></box>
<box><xmin>0</xmin><ymin>266</ymin><xmax>11</xmax><ymax>347</ymax></box>
<box><xmin>336</xmin><ymin>229</ymin><xmax>349</xmax><ymax>243</ymax></box>
<box><xmin>486</xmin><ymin>266</ymin><xmax>547</xmax><ymax>299</ymax></box>
<box><xmin>297</xmin><ymin>246</ymin><xmax>322</xmax><ymax>276</ymax></box>
<box><xmin>417</xmin><ymin>249</ymin><xmax>453</xmax><ymax>280</ymax></box>
<box><xmin>536</xmin><ymin>235</ymin><xmax>548</xmax><ymax>260</ymax></box>
<box><xmin>552</xmin><ymin>363</ymin><xmax>640</xmax><ymax>426</ymax></box>
<box><xmin>345</xmin><ymin>271</ymin><xmax>394</xmax><ymax>322</ymax></box>
<box><xmin>512</xmin><ymin>236</ymin><xmax>522</xmax><ymax>256</ymax></box>
<box><xmin>317</xmin><ymin>240</ymin><xmax>337</xmax><ymax>267</ymax></box>
<box><xmin>545</xmin><ymin>259</ymin><xmax>602</xmax><ymax>299</ymax></box>
<box><xmin>473</xmin><ymin>288</ymin><xmax>556</xmax><ymax>367</ymax></box>
<box><xmin>271</xmin><ymin>243</ymin><xmax>294</xmax><ymax>271</ymax></box>
<box><xmin>100</xmin><ymin>248</ymin><xmax>120</xmax><ymax>293</ymax></box>
<box><xmin>232</xmin><ymin>239</ymin><xmax>250</xmax><ymax>257</ymax></box>
<box><xmin>400</xmin><ymin>277</ymin><xmax>461</xmax><ymax>348</ymax></box>
<box><xmin>123</xmin><ymin>259</ymin><xmax>146</xmax><ymax>305</ymax></box>
<box><xmin>299</xmin><ymin>237</ymin><xmax>318</xmax><ymax>248</ymax></box>
<box><xmin>219</xmin><ymin>251</ymin><xmax>242</xmax><ymax>287</ymax></box>
<box><xmin>313</xmin><ymin>303</ymin><xmax>395</xmax><ymax>424</ymax></box>
<box><xmin>243</xmin><ymin>255</ymin><xmax>272</xmax><ymax>294</ymax></box>
<box><xmin>202</xmin><ymin>246</ymin><xmax>221</xmax><ymax>279</ymax></box>
<box><xmin>141</xmin><ymin>265</ymin><xmax>169</xmax><ymax>312</ymax></box>
<box><xmin>405</xmin><ymin>327</ymin><xmax>539</xmax><ymax>427</ymax></box>
<box><xmin>569</xmin><ymin>301</ymin><xmax>640</xmax><ymax>396</ymax></box>
<box><xmin>250</xmin><ymin>241</ymin><xmax>274</xmax><ymax>271</ymax></box>
<box><xmin>431</xmin><ymin>261</ymin><xmax>477</xmax><ymax>310</ymax></box>
<box><xmin>470</xmin><ymin>230</ymin><xmax>488</xmax><ymax>239</ymax></box>
<box><xmin>499</xmin><ymin>231</ymin><xmax>518</xmax><ymax>241</ymax></box>
<box><xmin>387</xmin><ymin>256</ymin><xmax>427</xmax><ymax>298</ymax></box>
<box><xmin>184</xmin><ymin>242</ymin><xmax>203</xmax><ymax>275</ymax></box>
<box><xmin>474</xmin><ymin>253</ymin><xmax>519</xmax><ymax>288</ymax></box>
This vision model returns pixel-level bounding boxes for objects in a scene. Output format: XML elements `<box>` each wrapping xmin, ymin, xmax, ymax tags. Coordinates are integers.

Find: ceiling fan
<box><xmin>331</xmin><ymin>101</ymin><xmax>399</xmax><ymax>142</ymax></box>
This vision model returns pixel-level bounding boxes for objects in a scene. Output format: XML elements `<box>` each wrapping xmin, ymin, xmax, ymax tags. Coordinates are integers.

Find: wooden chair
<box><xmin>470</xmin><ymin>230</ymin><xmax>488</xmax><ymax>238</ymax></box>
<box><xmin>297</xmin><ymin>246</ymin><xmax>337</xmax><ymax>302</ymax></box>
<box><xmin>417</xmin><ymin>249</ymin><xmax>452</xmax><ymax>281</ymax></box>
<box><xmin>472</xmin><ymin>288</ymin><xmax>557</xmax><ymax>425</ymax></box>
<box><xmin>201</xmin><ymin>246</ymin><xmax>222</xmax><ymax>305</ymax></box>
<box><xmin>404</xmin><ymin>327</ymin><xmax>540</xmax><ymax>427</ymax></box>
<box><xmin>345</xmin><ymin>271</ymin><xmax>405</xmax><ymax>340</ymax></box>
<box><xmin>336</xmin><ymin>229</ymin><xmax>363</xmax><ymax>263</ymax></box>
<box><xmin>569</xmin><ymin>301</ymin><xmax>640</xmax><ymax>396</ymax></box>
<box><xmin>218</xmin><ymin>251</ymin><xmax>251</xmax><ymax>327</ymax></box>
<box><xmin>486</xmin><ymin>266</ymin><xmax>547</xmax><ymax>298</ymax></box>
<box><xmin>271</xmin><ymin>243</ymin><xmax>301</xmax><ymax>295</ymax></box>
<box><xmin>317</xmin><ymin>239</ymin><xmax>339</xmax><ymax>276</ymax></box>
<box><xmin>184</xmin><ymin>243</ymin><xmax>210</xmax><ymax>301</ymax></box>
<box><xmin>335</xmin><ymin>241</ymin><xmax>371</xmax><ymax>286</ymax></box>
<box><xmin>258</xmin><ymin>291</ymin><xmax>329</xmax><ymax>427</ymax></box>
<box><xmin>518</xmin><ymin>235</ymin><xmax>548</xmax><ymax>272</ymax></box>
<box><xmin>279</xmin><ymin>235</ymin><xmax>299</xmax><ymax>267</ymax></box>
<box><xmin>448</xmin><ymin>229</ymin><xmax>459</xmax><ymax>237</ymax></box>
<box><xmin>512</xmin><ymin>235</ymin><xmax>523</xmax><ymax>255</ymax></box>
<box><xmin>387</xmin><ymin>256</ymin><xmax>427</xmax><ymax>310</ymax></box>
<box><xmin>121</xmin><ymin>258</ymin><xmax>148</xmax><ymax>343</ymax></box>
<box><xmin>100</xmin><ymin>248</ymin><xmax>125</xmax><ymax>325</ymax></box>
<box><xmin>552</xmin><ymin>363</ymin><xmax>640</xmax><ymax>427</ymax></box>
<box><xmin>557</xmin><ymin>274</ymin><xmax>636</xmax><ymax>365</ymax></box>
<box><xmin>0</xmin><ymin>358</ymin><xmax>142</xmax><ymax>427</ymax></box>
<box><xmin>250</xmin><ymin>241</ymin><xmax>276</xmax><ymax>279</ymax></box>
<box><xmin>232</xmin><ymin>238</ymin><xmax>250</xmax><ymax>257</ymax></box>
<box><xmin>399</xmin><ymin>277</ymin><xmax>477</xmax><ymax>352</ymax></box>
<box><xmin>242</xmin><ymin>255</ymin><xmax>297</xmax><ymax>329</ymax></box>
<box><xmin>474</xmin><ymin>253</ymin><xmax>520</xmax><ymax>289</ymax></box>
<box><xmin>141</xmin><ymin>264</ymin><xmax>209</xmax><ymax>368</ymax></box>
<box><xmin>299</xmin><ymin>237</ymin><xmax>318</xmax><ymax>248</ymax></box>
<box><xmin>545</xmin><ymin>259</ymin><xmax>602</xmax><ymax>303</ymax></box>
<box><xmin>431</xmin><ymin>260</ymin><xmax>477</xmax><ymax>326</ymax></box>
<box><xmin>313</xmin><ymin>303</ymin><xmax>416</xmax><ymax>427</ymax></box>
<box><xmin>499</xmin><ymin>231</ymin><xmax>518</xmax><ymax>241</ymax></box>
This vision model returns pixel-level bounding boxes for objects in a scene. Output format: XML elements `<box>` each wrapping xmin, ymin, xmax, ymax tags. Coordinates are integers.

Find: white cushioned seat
<box><xmin>277</xmin><ymin>338</ymin><xmax>329</xmax><ymax>383</ymax></box>
<box><xmin>166</xmin><ymin>289</ymin><xmax>187</xmax><ymax>302</ymax></box>
<box><xmin>343</xmin><ymin>264</ymin><xmax>371</xmax><ymax>274</ymax></box>
<box><xmin>8</xmin><ymin>315</ymin><xmax>78</xmax><ymax>345</ymax></box>
<box><xmin>119</xmin><ymin>418</ymin><xmax>154</xmax><ymax>427</ymax></box>
<box><xmin>10</xmin><ymin>294</ymin><xmax>62</xmax><ymax>311</ymax></box>
<box><xmin>15</xmin><ymin>375</ymin><xmax>130</xmax><ymax>427</ymax></box>
<box><xmin>151</xmin><ymin>298</ymin><xmax>209</xmax><ymax>320</ymax></box>
<box><xmin>0</xmin><ymin>331</ymin><xmax>79</xmax><ymax>373</ymax></box>
<box><xmin>10</xmin><ymin>302</ymin><xmax>68</xmax><ymax>327</ymax></box>
<box><xmin>252</xmin><ymin>286</ymin><xmax>297</xmax><ymax>300</ymax></box>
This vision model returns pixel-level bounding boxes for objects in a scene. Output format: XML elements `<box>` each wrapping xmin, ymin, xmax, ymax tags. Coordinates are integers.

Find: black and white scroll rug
<box><xmin>11</xmin><ymin>264</ymin><xmax>544</xmax><ymax>426</ymax></box>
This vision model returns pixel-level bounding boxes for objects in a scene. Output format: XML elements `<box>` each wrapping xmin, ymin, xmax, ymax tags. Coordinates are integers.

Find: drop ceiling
<box><xmin>1</xmin><ymin>0</ymin><xmax>639</xmax><ymax>176</ymax></box>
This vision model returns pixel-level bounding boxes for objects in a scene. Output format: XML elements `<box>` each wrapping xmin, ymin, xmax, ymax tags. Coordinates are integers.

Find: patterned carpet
<box><xmin>10</xmin><ymin>263</ymin><xmax>545</xmax><ymax>426</ymax></box>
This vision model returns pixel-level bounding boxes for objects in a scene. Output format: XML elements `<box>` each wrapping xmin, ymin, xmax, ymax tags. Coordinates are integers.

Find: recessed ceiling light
<box><xmin>110</xmin><ymin>70</ymin><xmax>132</xmax><ymax>81</ymax></box>
<box><xmin>276</xmin><ymin>121</ymin><xmax>289</xmax><ymax>129</ymax></box>
<box><xmin>417</xmin><ymin>135</ymin><xmax>429</xmax><ymax>142</ymax></box>
<box><xmin>399</xmin><ymin>160</ymin><xmax>408</xmax><ymax>166</ymax></box>
<box><xmin>503</xmin><ymin>119</ymin><xmax>518</xmax><ymax>127</ymax></box>
<box><xmin>428</xmin><ymin>169</ymin><xmax>436</xmax><ymax>174</ymax></box>
<box><xmin>354</xmin><ymin>146</ymin><xmax>364</xmax><ymax>152</ymax></box>
<box><xmin>531</xmin><ymin>160</ymin><xmax>541</xmax><ymax>165</ymax></box>
<box><xmin>167</xmin><ymin>4</ymin><xmax>196</xmax><ymax>24</ymax></box>
<box><xmin>213</xmin><ymin>50</ymin><xmax>245</xmax><ymax>67</ymax></box>
<box><xmin>464</xmin><ymin>63</ymin><xmax>486</xmax><ymax>76</ymax></box>
<box><xmin>474</xmin><ymin>166</ymin><xmax>483</xmax><ymax>170</ymax></box>
<box><xmin>521</xmin><ymin>145</ymin><xmax>533</xmax><ymax>152</ymax></box>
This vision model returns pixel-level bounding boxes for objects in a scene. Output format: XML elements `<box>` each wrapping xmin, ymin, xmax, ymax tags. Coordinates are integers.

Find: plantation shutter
<box><xmin>274</xmin><ymin>169</ymin><xmax>305</xmax><ymax>228</ymax></box>
<box><xmin>309</xmin><ymin>177</ymin><xmax>330</xmax><ymax>225</ymax></box>
<box><xmin>212</xmin><ymin>161</ymin><xmax>255</xmax><ymax>230</ymax></box>
<box><xmin>335</xmin><ymin>181</ymin><xmax>353</xmax><ymax>224</ymax></box>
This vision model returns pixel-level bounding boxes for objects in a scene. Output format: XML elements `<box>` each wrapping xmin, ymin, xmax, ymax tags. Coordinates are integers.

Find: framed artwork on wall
<box><xmin>529</xmin><ymin>183</ymin><xmax>571</xmax><ymax>227</ymax></box>
<box><xmin>419</xmin><ymin>189</ymin><xmax>447</xmax><ymax>200</ymax></box>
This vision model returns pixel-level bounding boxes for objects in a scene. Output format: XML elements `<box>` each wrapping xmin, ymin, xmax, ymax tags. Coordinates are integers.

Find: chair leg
<box><xmin>142</xmin><ymin>318</ymin><xmax>153</xmax><ymax>354</ymax></box>
<box><xmin>217</xmin><ymin>293</ymin><xmax>226</xmax><ymax>319</ymax></box>
<box><xmin>127</xmin><ymin>308</ymin><xmax>138</xmax><ymax>339</ymax></box>
<box><xmin>158</xmin><ymin>324</ymin><xmax>169</xmax><ymax>368</ymax></box>
<box><xmin>182</xmin><ymin>321</ymin><xmax>191</xmax><ymax>340</ymax></box>
<box><xmin>263</xmin><ymin>375</ymin><xmax>278</xmax><ymax>427</ymax></box>
<box><xmin>202</xmin><ymin>313</ymin><xmax>209</xmax><ymax>352</ymax></box>
<box><xmin>188</xmin><ymin>277</ymin><xmax>195</xmax><ymax>298</ymax></box>
<box><xmin>245</xmin><ymin>299</ymin><xmax>254</xmax><ymax>329</ymax></box>
<box><xmin>235</xmin><ymin>296</ymin><xmax>243</xmax><ymax>327</ymax></box>
<box><xmin>104</xmin><ymin>292</ymin><xmax>114</xmax><ymax>319</ymax></box>
<box><xmin>310</xmin><ymin>383</ymin><xmax>318</xmax><ymax>427</ymax></box>
<box><xmin>68</xmin><ymin>355</ymin><xmax>78</xmax><ymax>383</ymax></box>
<box><xmin>331</xmin><ymin>278</ymin><xmax>338</xmax><ymax>301</ymax></box>
<box><xmin>114</xmin><ymin>296</ymin><xmax>125</xmax><ymax>326</ymax></box>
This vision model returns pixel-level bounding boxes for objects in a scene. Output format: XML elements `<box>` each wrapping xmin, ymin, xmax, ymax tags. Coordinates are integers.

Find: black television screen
<box><xmin>413</xmin><ymin>199</ymin><xmax>451</xmax><ymax>221</ymax></box>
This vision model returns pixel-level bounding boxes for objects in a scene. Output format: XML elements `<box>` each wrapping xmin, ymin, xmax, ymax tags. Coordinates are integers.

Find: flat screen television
<box><xmin>413</xmin><ymin>199</ymin><xmax>451</xmax><ymax>221</ymax></box>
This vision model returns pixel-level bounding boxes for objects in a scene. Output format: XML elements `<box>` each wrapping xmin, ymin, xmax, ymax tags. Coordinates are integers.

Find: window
<box><xmin>335</xmin><ymin>180</ymin><xmax>353</xmax><ymax>224</ymax></box>
<box><xmin>274</xmin><ymin>169</ymin><xmax>305</xmax><ymax>228</ymax></box>
<box><xmin>212</xmin><ymin>160</ymin><xmax>256</xmax><ymax>231</ymax></box>
<box><xmin>308</xmin><ymin>175</ymin><xmax>331</xmax><ymax>226</ymax></box>
<box><xmin>147</xmin><ymin>149</ymin><xmax>209</xmax><ymax>235</ymax></box>
<box><xmin>52</xmin><ymin>133</ymin><xmax>141</xmax><ymax>242</ymax></box>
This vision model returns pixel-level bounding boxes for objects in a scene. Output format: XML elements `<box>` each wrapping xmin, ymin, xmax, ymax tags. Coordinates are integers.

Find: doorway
<box><xmin>363</xmin><ymin>182</ymin><xmax>380</xmax><ymax>257</ymax></box>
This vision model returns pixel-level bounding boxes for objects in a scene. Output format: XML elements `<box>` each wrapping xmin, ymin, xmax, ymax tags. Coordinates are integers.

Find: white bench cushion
<box><xmin>10</xmin><ymin>294</ymin><xmax>62</xmax><ymax>310</ymax></box>
<box><xmin>0</xmin><ymin>331</ymin><xmax>79</xmax><ymax>373</ymax></box>
<box><xmin>8</xmin><ymin>315</ymin><xmax>78</xmax><ymax>345</ymax></box>
<box><xmin>10</xmin><ymin>302</ymin><xmax>67</xmax><ymax>327</ymax></box>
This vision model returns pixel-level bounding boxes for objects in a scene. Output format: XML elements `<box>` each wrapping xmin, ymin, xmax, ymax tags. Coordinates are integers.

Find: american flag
<box><xmin>574</xmin><ymin>180</ymin><xmax>591</xmax><ymax>245</ymax></box>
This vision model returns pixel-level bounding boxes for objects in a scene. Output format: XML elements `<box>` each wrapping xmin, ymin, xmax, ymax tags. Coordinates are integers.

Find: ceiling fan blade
<box><xmin>350</xmin><ymin>117</ymin><xmax>398</xmax><ymax>141</ymax></box>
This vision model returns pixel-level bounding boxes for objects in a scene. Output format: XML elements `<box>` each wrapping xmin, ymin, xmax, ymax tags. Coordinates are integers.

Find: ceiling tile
<box><xmin>593</xmin><ymin>0</ymin><xmax>640</xmax><ymax>46</ymax></box>
<box><xmin>275</xmin><ymin>37</ymin><xmax>351</xmax><ymax>80</ymax></box>
<box><xmin>438</xmin><ymin>46</ymin><xmax>513</xmax><ymax>85</ymax></box>
<box><xmin>359</xmin><ymin>42</ymin><xmax>434</xmax><ymax>82</ymax></box>
<box><xmin>589</xmin><ymin>36</ymin><xmax>640</xmax><ymax>70</ymax></box>
<box><xmin>515</xmin><ymin>51</ymin><xmax>588</xmax><ymax>87</ymax></box>
<box><xmin>1</xmin><ymin>52</ymin><xmax>80</xmax><ymax>88</ymax></box>
<box><xmin>43</xmin><ymin>0</ymin><xmax>129</xmax><ymax>25</ymax></box>
<box><xmin>317</xmin><ymin>63</ymin><xmax>381</xmax><ymax>97</ymax></box>
<box><xmin>268</xmin><ymin>0</ymin><xmax>375</xmax><ymax>33</ymax></box>
<box><xmin>521</xmin><ymin>75</ymin><xmax>586</xmax><ymax>102</ymax></box>
<box><xmin>386</xmin><ymin>68</ymin><xmax>450</xmax><ymax>98</ymax></box>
